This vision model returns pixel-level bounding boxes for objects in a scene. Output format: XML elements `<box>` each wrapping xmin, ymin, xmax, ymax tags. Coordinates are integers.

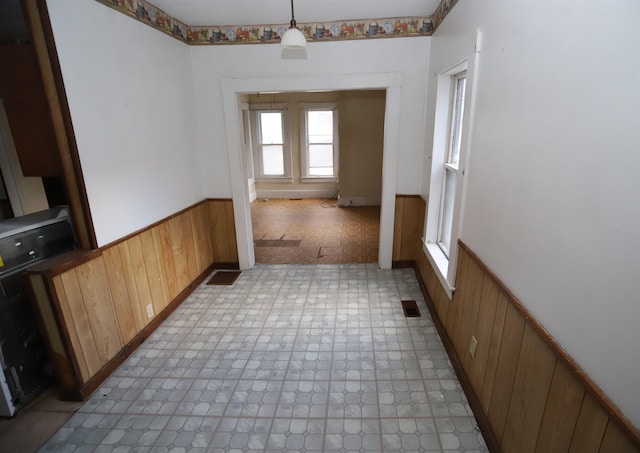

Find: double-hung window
<box><xmin>300</xmin><ymin>103</ymin><xmax>339</xmax><ymax>181</ymax></box>
<box><xmin>425</xmin><ymin>60</ymin><xmax>471</xmax><ymax>297</ymax></box>
<box><xmin>438</xmin><ymin>72</ymin><xmax>466</xmax><ymax>257</ymax></box>
<box><xmin>251</xmin><ymin>105</ymin><xmax>292</xmax><ymax>180</ymax></box>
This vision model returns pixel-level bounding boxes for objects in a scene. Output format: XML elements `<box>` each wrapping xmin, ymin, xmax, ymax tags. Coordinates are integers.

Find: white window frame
<box><xmin>437</xmin><ymin>71</ymin><xmax>466</xmax><ymax>258</ymax></box>
<box><xmin>424</xmin><ymin>58</ymin><xmax>475</xmax><ymax>298</ymax></box>
<box><xmin>299</xmin><ymin>102</ymin><xmax>339</xmax><ymax>183</ymax></box>
<box><xmin>250</xmin><ymin>104</ymin><xmax>293</xmax><ymax>182</ymax></box>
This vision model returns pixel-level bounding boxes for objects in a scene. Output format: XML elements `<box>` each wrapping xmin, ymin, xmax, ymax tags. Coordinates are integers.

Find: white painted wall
<box><xmin>191</xmin><ymin>39</ymin><xmax>429</xmax><ymax>268</ymax></box>
<box><xmin>424</xmin><ymin>1</ymin><xmax>640</xmax><ymax>428</ymax></box>
<box><xmin>46</xmin><ymin>0</ymin><xmax>202</xmax><ymax>246</ymax></box>
<box><xmin>190</xmin><ymin>38</ymin><xmax>430</xmax><ymax>199</ymax></box>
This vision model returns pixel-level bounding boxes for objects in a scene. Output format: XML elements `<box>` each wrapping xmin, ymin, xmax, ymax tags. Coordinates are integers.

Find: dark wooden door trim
<box><xmin>21</xmin><ymin>0</ymin><xmax>97</xmax><ymax>250</ymax></box>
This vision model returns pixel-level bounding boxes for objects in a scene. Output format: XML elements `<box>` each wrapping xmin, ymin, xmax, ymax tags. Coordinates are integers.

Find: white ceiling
<box><xmin>150</xmin><ymin>0</ymin><xmax>441</xmax><ymax>27</ymax></box>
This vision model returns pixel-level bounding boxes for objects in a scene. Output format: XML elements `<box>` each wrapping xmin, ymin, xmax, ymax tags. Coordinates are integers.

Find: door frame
<box><xmin>221</xmin><ymin>72</ymin><xmax>402</xmax><ymax>269</ymax></box>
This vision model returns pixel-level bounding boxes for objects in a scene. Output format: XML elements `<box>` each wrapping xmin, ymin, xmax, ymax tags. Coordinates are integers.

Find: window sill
<box><xmin>424</xmin><ymin>241</ymin><xmax>455</xmax><ymax>300</ymax></box>
<box><xmin>255</xmin><ymin>177</ymin><xmax>294</xmax><ymax>183</ymax></box>
<box><xmin>300</xmin><ymin>177</ymin><xmax>338</xmax><ymax>184</ymax></box>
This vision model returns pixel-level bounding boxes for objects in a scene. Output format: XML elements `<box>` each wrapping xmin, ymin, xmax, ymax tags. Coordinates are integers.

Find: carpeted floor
<box><xmin>251</xmin><ymin>198</ymin><xmax>380</xmax><ymax>264</ymax></box>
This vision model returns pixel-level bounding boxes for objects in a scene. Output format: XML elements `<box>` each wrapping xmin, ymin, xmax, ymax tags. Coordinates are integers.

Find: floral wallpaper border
<box><xmin>95</xmin><ymin>0</ymin><xmax>459</xmax><ymax>45</ymax></box>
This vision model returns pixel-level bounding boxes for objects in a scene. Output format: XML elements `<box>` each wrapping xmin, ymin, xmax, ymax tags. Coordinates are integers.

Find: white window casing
<box><xmin>424</xmin><ymin>48</ymin><xmax>479</xmax><ymax>299</ymax></box>
<box><xmin>250</xmin><ymin>104</ymin><xmax>293</xmax><ymax>182</ymax></box>
<box><xmin>299</xmin><ymin>102</ymin><xmax>339</xmax><ymax>183</ymax></box>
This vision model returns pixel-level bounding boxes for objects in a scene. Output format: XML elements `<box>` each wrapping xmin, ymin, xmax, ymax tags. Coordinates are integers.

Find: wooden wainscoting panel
<box><xmin>444</xmin><ymin>249</ymin><xmax>466</xmax><ymax>339</ymax></box>
<box><xmin>53</xmin><ymin>275</ymin><xmax>91</xmax><ymax>381</ymax></box>
<box><xmin>224</xmin><ymin>200</ymin><xmax>239</xmax><ymax>263</ymax></box>
<box><xmin>180</xmin><ymin>212</ymin><xmax>199</xmax><ymax>282</ymax></box>
<box><xmin>487</xmin><ymin>302</ymin><xmax>526</xmax><ymax>442</ymax></box>
<box><xmin>58</xmin><ymin>271</ymin><xmax>103</xmax><ymax>379</ymax></box>
<box><xmin>569</xmin><ymin>392</ymin><xmax>609</xmax><ymax>453</ymax></box>
<box><xmin>154</xmin><ymin>222</ymin><xmax>179</xmax><ymax>301</ymax></box>
<box><xmin>392</xmin><ymin>195</ymin><xmax>425</xmax><ymax>262</ymax></box>
<box><xmin>448</xmin><ymin>247</ymin><xmax>469</xmax><ymax>352</ymax></box>
<box><xmin>74</xmin><ymin>258</ymin><xmax>123</xmax><ymax>364</ymax></box>
<box><xmin>417</xmin><ymin>248</ymin><xmax>449</xmax><ymax>324</ymax></box>
<box><xmin>102</xmin><ymin>246</ymin><xmax>138</xmax><ymax>344</ymax></box>
<box><xmin>151</xmin><ymin>225</ymin><xmax>173</xmax><ymax>308</ymax></box>
<box><xmin>113</xmin><ymin>242</ymin><xmax>146</xmax><ymax>332</ymax></box>
<box><xmin>599</xmin><ymin>420</ymin><xmax>638</xmax><ymax>453</ymax></box>
<box><xmin>127</xmin><ymin>236</ymin><xmax>155</xmax><ymax>323</ymax></box>
<box><xmin>28</xmin><ymin>200</ymin><xmax>231</xmax><ymax>400</ymax></box>
<box><xmin>209</xmin><ymin>199</ymin><xmax>238</xmax><ymax>263</ymax></box>
<box><xmin>535</xmin><ymin>362</ymin><xmax>586</xmax><ymax>453</ymax></box>
<box><xmin>480</xmin><ymin>291</ymin><xmax>508</xmax><ymax>413</ymax></box>
<box><xmin>463</xmin><ymin>271</ymin><xmax>485</xmax><ymax>368</ymax></box>
<box><xmin>392</xmin><ymin>197</ymin><xmax>405</xmax><ymax>261</ymax></box>
<box><xmin>432</xmin><ymin>266</ymin><xmax>450</xmax><ymax>321</ymax></box>
<box><xmin>140</xmin><ymin>229</ymin><xmax>168</xmax><ymax>316</ymax></box>
<box><xmin>454</xmin><ymin>252</ymin><xmax>483</xmax><ymax>363</ymax></box>
<box><xmin>502</xmin><ymin>323</ymin><xmax>556</xmax><ymax>453</ymax></box>
<box><xmin>416</xmin><ymin>240</ymin><xmax>640</xmax><ymax>453</ymax></box>
<box><xmin>191</xmin><ymin>203</ymin><xmax>214</xmax><ymax>273</ymax></box>
<box><xmin>466</xmin><ymin>275</ymin><xmax>500</xmax><ymax>395</ymax></box>
<box><xmin>169</xmin><ymin>215</ymin><xmax>190</xmax><ymax>290</ymax></box>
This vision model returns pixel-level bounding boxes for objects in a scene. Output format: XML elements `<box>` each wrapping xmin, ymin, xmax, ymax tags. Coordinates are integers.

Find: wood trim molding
<box><xmin>101</xmin><ymin>199</ymin><xmax>213</xmax><ymax>250</ymax></box>
<box><xmin>27</xmin><ymin>249</ymin><xmax>101</xmax><ymax>277</ymax></box>
<box><xmin>456</xmin><ymin>239</ymin><xmax>640</xmax><ymax>448</ymax></box>
<box><xmin>26</xmin><ymin>198</ymin><xmax>239</xmax><ymax>276</ymax></box>
<box><xmin>22</xmin><ymin>0</ymin><xmax>97</xmax><ymax>249</ymax></box>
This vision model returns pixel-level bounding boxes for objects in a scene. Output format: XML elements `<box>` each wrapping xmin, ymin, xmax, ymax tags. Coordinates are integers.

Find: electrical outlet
<box><xmin>469</xmin><ymin>335</ymin><xmax>478</xmax><ymax>358</ymax></box>
<box><xmin>146</xmin><ymin>303</ymin><xmax>154</xmax><ymax>319</ymax></box>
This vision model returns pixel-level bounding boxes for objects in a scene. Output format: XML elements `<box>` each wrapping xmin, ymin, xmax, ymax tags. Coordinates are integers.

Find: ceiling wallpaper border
<box><xmin>94</xmin><ymin>0</ymin><xmax>459</xmax><ymax>45</ymax></box>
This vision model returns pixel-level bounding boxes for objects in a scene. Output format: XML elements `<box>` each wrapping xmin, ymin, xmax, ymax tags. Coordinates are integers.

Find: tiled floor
<box><xmin>40</xmin><ymin>264</ymin><xmax>488</xmax><ymax>452</ymax></box>
<box><xmin>251</xmin><ymin>199</ymin><xmax>380</xmax><ymax>264</ymax></box>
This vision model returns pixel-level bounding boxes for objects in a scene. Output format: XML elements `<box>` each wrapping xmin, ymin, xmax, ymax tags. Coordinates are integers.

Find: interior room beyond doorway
<box><xmin>245</xmin><ymin>90</ymin><xmax>385</xmax><ymax>265</ymax></box>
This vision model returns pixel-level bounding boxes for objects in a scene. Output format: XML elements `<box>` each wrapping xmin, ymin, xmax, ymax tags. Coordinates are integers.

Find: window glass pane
<box><xmin>309</xmin><ymin>144</ymin><xmax>333</xmax><ymax>167</ymax></box>
<box><xmin>259</xmin><ymin>112</ymin><xmax>283</xmax><ymax>144</ymax></box>
<box><xmin>262</xmin><ymin>145</ymin><xmax>284</xmax><ymax>175</ymax></box>
<box><xmin>438</xmin><ymin>169</ymin><xmax>457</xmax><ymax>257</ymax></box>
<box><xmin>308</xmin><ymin>144</ymin><xmax>334</xmax><ymax>176</ymax></box>
<box><xmin>309</xmin><ymin>167</ymin><xmax>334</xmax><ymax>176</ymax></box>
<box><xmin>307</xmin><ymin>110</ymin><xmax>333</xmax><ymax>143</ymax></box>
<box><xmin>449</xmin><ymin>75</ymin><xmax>466</xmax><ymax>164</ymax></box>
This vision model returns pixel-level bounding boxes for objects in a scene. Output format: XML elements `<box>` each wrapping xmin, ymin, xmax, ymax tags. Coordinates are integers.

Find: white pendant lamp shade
<box><xmin>281</xmin><ymin>26</ymin><xmax>307</xmax><ymax>49</ymax></box>
<box><xmin>281</xmin><ymin>0</ymin><xmax>307</xmax><ymax>49</ymax></box>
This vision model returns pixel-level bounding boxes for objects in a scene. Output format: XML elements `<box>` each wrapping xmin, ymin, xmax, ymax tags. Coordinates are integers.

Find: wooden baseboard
<box><xmin>213</xmin><ymin>262</ymin><xmax>240</xmax><ymax>270</ymax></box>
<box><xmin>391</xmin><ymin>260</ymin><xmax>415</xmax><ymax>269</ymax></box>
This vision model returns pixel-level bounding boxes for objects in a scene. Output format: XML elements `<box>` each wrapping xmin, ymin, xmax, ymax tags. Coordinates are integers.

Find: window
<box><xmin>438</xmin><ymin>72</ymin><xmax>466</xmax><ymax>257</ymax></box>
<box><xmin>251</xmin><ymin>105</ymin><xmax>292</xmax><ymax>180</ymax></box>
<box><xmin>425</xmin><ymin>60</ymin><xmax>471</xmax><ymax>297</ymax></box>
<box><xmin>300</xmin><ymin>103</ymin><xmax>339</xmax><ymax>180</ymax></box>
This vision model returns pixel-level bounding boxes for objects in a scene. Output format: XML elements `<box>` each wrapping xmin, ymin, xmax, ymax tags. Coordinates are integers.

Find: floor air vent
<box><xmin>401</xmin><ymin>300</ymin><xmax>421</xmax><ymax>318</ymax></box>
<box><xmin>207</xmin><ymin>271</ymin><xmax>241</xmax><ymax>286</ymax></box>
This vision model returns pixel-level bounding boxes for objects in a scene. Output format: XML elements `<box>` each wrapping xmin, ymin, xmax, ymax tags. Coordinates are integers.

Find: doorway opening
<box><xmin>243</xmin><ymin>90</ymin><xmax>385</xmax><ymax>264</ymax></box>
<box><xmin>222</xmin><ymin>72</ymin><xmax>402</xmax><ymax>270</ymax></box>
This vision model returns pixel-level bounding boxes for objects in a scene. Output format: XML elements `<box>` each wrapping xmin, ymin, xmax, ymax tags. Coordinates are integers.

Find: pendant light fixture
<box><xmin>281</xmin><ymin>0</ymin><xmax>307</xmax><ymax>49</ymax></box>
